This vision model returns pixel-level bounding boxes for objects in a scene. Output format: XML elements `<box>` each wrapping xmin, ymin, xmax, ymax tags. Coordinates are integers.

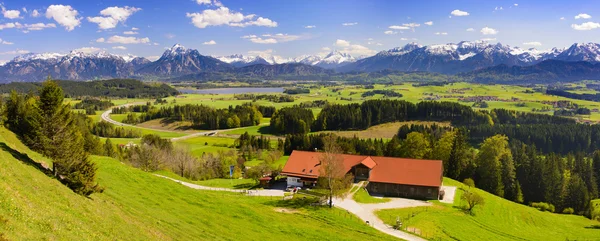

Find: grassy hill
<box><xmin>0</xmin><ymin>127</ymin><xmax>393</xmax><ymax>240</ymax></box>
<box><xmin>376</xmin><ymin>178</ymin><xmax>600</xmax><ymax>241</ymax></box>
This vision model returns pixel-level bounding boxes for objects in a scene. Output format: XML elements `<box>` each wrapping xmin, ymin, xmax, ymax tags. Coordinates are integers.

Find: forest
<box><xmin>115</xmin><ymin>103</ymin><xmax>264</xmax><ymax>130</ymax></box>
<box><xmin>0</xmin><ymin>79</ymin><xmax>178</xmax><ymax>98</ymax></box>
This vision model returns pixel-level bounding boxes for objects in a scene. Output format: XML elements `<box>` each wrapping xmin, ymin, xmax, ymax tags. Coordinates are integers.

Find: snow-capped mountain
<box><xmin>0</xmin><ymin>50</ymin><xmax>149</xmax><ymax>82</ymax></box>
<box><xmin>2</xmin><ymin>41</ymin><xmax>600</xmax><ymax>82</ymax></box>
<box><xmin>215</xmin><ymin>54</ymin><xmax>271</xmax><ymax>67</ymax></box>
<box><xmin>555</xmin><ymin>43</ymin><xmax>600</xmax><ymax>62</ymax></box>
<box><xmin>339</xmin><ymin>41</ymin><xmax>592</xmax><ymax>74</ymax></box>
<box><xmin>136</xmin><ymin>44</ymin><xmax>232</xmax><ymax>76</ymax></box>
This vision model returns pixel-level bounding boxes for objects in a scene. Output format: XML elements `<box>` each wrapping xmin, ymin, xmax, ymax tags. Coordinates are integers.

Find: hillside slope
<box><xmin>376</xmin><ymin>178</ymin><xmax>600</xmax><ymax>241</ymax></box>
<box><xmin>0</xmin><ymin>127</ymin><xmax>393</xmax><ymax>240</ymax></box>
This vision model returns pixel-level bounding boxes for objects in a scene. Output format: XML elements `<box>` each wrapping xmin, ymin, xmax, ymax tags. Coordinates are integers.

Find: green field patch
<box><xmin>0</xmin><ymin>127</ymin><xmax>393</xmax><ymax>240</ymax></box>
<box><xmin>376</xmin><ymin>178</ymin><xmax>600</xmax><ymax>241</ymax></box>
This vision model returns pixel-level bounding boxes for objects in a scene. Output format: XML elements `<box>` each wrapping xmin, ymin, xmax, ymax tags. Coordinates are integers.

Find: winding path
<box><xmin>154</xmin><ymin>174</ymin><xmax>284</xmax><ymax>197</ymax></box>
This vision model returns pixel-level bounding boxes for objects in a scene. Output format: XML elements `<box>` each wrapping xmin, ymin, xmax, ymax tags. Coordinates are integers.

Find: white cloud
<box><xmin>335</xmin><ymin>39</ymin><xmax>350</xmax><ymax>47</ymax></box>
<box><xmin>450</xmin><ymin>9</ymin><xmax>469</xmax><ymax>16</ymax></box>
<box><xmin>203</xmin><ymin>40</ymin><xmax>217</xmax><ymax>45</ymax></box>
<box><xmin>146</xmin><ymin>55</ymin><xmax>160</xmax><ymax>61</ymax></box>
<box><xmin>480</xmin><ymin>38</ymin><xmax>497</xmax><ymax>41</ymax></box>
<box><xmin>165</xmin><ymin>33</ymin><xmax>175</xmax><ymax>39</ymax></box>
<box><xmin>523</xmin><ymin>41</ymin><xmax>542</xmax><ymax>46</ymax></box>
<box><xmin>342</xmin><ymin>22</ymin><xmax>358</xmax><ymax>26</ymax></box>
<box><xmin>2</xmin><ymin>9</ymin><xmax>20</xmax><ymax>19</ymax></box>
<box><xmin>186</xmin><ymin>7</ymin><xmax>277</xmax><ymax>28</ymax></box>
<box><xmin>321</xmin><ymin>47</ymin><xmax>331</xmax><ymax>51</ymax></box>
<box><xmin>575</xmin><ymin>13</ymin><xmax>592</xmax><ymax>19</ymax></box>
<box><xmin>384</xmin><ymin>30</ymin><xmax>397</xmax><ymax>35</ymax></box>
<box><xmin>152</xmin><ymin>43</ymin><xmax>159</xmax><ymax>46</ymax></box>
<box><xmin>0</xmin><ymin>22</ymin><xmax>56</xmax><ymax>32</ymax></box>
<box><xmin>389</xmin><ymin>25</ymin><xmax>409</xmax><ymax>30</ymax></box>
<box><xmin>123</xmin><ymin>31</ymin><xmax>138</xmax><ymax>35</ymax></box>
<box><xmin>0</xmin><ymin>22</ymin><xmax>16</xmax><ymax>30</ymax></box>
<box><xmin>333</xmin><ymin>39</ymin><xmax>376</xmax><ymax>56</ymax></box>
<box><xmin>22</xmin><ymin>7</ymin><xmax>27</xmax><ymax>13</ymax></box>
<box><xmin>480</xmin><ymin>27</ymin><xmax>498</xmax><ymax>35</ymax></box>
<box><xmin>304</xmin><ymin>25</ymin><xmax>316</xmax><ymax>29</ymax></box>
<box><xmin>0</xmin><ymin>50</ymin><xmax>30</xmax><ymax>55</ymax></box>
<box><xmin>20</xmin><ymin>23</ymin><xmax>56</xmax><ymax>31</ymax></box>
<box><xmin>195</xmin><ymin>0</ymin><xmax>222</xmax><ymax>6</ymax></box>
<box><xmin>112</xmin><ymin>46</ymin><xmax>127</xmax><ymax>50</ymax></box>
<box><xmin>466</xmin><ymin>28</ymin><xmax>475</xmax><ymax>31</ymax></box>
<box><xmin>560</xmin><ymin>17</ymin><xmax>565</xmax><ymax>20</ymax></box>
<box><xmin>88</xmin><ymin>6</ymin><xmax>141</xmax><ymax>30</ymax></box>
<box><xmin>424</xmin><ymin>21</ymin><xmax>433</xmax><ymax>26</ymax></box>
<box><xmin>435</xmin><ymin>32</ymin><xmax>448</xmax><ymax>35</ymax></box>
<box><xmin>389</xmin><ymin>23</ymin><xmax>419</xmax><ymax>31</ymax></box>
<box><xmin>514</xmin><ymin>3</ymin><xmax>518</xmax><ymax>7</ymax></box>
<box><xmin>242</xmin><ymin>33</ymin><xmax>300</xmax><ymax>44</ymax></box>
<box><xmin>242</xmin><ymin>35</ymin><xmax>277</xmax><ymax>44</ymax></box>
<box><xmin>571</xmin><ymin>22</ymin><xmax>600</xmax><ymax>31</ymax></box>
<box><xmin>0</xmin><ymin>38</ymin><xmax>13</xmax><ymax>45</ymax></box>
<box><xmin>73</xmin><ymin>47</ymin><xmax>101</xmax><ymax>54</ymax></box>
<box><xmin>494</xmin><ymin>6</ymin><xmax>504</xmax><ymax>11</ymax></box>
<box><xmin>400</xmin><ymin>38</ymin><xmax>408</xmax><ymax>41</ymax></box>
<box><xmin>45</xmin><ymin>5</ymin><xmax>81</xmax><ymax>31</ymax></box>
<box><xmin>131</xmin><ymin>27</ymin><xmax>139</xmax><ymax>30</ymax></box>
<box><xmin>106</xmin><ymin>35</ymin><xmax>150</xmax><ymax>44</ymax></box>
<box><xmin>31</xmin><ymin>9</ymin><xmax>40</xmax><ymax>17</ymax></box>
<box><xmin>96</xmin><ymin>37</ymin><xmax>105</xmax><ymax>43</ymax></box>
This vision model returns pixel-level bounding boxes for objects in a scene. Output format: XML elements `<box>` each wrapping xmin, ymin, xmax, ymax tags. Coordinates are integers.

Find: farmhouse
<box><xmin>281</xmin><ymin>150</ymin><xmax>443</xmax><ymax>200</ymax></box>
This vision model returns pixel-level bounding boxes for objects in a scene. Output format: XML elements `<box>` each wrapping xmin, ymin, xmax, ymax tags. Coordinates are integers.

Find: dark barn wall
<box><xmin>366</xmin><ymin>182</ymin><xmax>439</xmax><ymax>200</ymax></box>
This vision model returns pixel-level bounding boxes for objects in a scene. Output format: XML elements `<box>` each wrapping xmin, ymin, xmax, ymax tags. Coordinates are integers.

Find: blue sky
<box><xmin>1</xmin><ymin>0</ymin><xmax>600</xmax><ymax>62</ymax></box>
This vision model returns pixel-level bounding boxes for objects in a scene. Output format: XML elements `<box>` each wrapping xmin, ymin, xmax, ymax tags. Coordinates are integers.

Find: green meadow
<box><xmin>376</xmin><ymin>178</ymin><xmax>600</xmax><ymax>241</ymax></box>
<box><xmin>0</xmin><ymin>127</ymin><xmax>394</xmax><ymax>241</ymax></box>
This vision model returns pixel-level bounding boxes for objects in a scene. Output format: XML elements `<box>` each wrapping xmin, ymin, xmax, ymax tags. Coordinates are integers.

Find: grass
<box><xmin>176</xmin><ymin>135</ymin><xmax>237</xmax><ymax>155</ymax></box>
<box><xmin>375</xmin><ymin>178</ymin><xmax>600</xmax><ymax>241</ymax></box>
<box><xmin>352</xmin><ymin>188</ymin><xmax>391</xmax><ymax>204</ymax></box>
<box><xmin>153</xmin><ymin>170</ymin><xmax>260</xmax><ymax>189</ymax></box>
<box><xmin>317</xmin><ymin>121</ymin><xmax>451</xmax><ymax>139</ymax></box>
<box><xmin>0</xmin><ymin>127</ymin><xmax>395</xmax><ymax>240</ymax></box>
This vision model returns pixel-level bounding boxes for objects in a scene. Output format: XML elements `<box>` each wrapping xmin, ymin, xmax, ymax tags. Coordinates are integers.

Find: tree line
<box><xmin>115</xmin><ymin>103</ymin><xmax>263</xmax><ymax>130</ymax></box>
<box><xmin>0</xmin><ymin>79</ymin><xmax>178</xmax><ymax>98</ymax></box>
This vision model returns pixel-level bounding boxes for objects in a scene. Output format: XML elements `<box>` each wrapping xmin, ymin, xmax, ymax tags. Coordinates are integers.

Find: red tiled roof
<box><xmin>281</xmin><ymin>150</ymin><xmax>443</xmax><ymax>187</ymax></box>
<box><xmin>369</xmin><ymin>156</ymin><xmax>443</xmax><ymax>187</ymax></box>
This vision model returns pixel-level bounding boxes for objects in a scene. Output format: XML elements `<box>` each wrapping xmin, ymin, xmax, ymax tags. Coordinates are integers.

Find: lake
<box><xmin>179</xmin><ymin>87</ymin><xmax>284</xmax><ymax>94</ymax></box>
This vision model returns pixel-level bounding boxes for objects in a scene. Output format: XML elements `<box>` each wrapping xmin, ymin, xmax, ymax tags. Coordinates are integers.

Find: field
<box><xmin>0</xmin><ymin>127</ymin><xmax>394</xmax><ymax>240</ymax></box>
<box><xmin>376</xmin><ymin>178</ymin><xmax>600</xmax><ymax>241</ymax></box>
<box><xmin>318</xmin><ymin>121</ymin><xmax>451</xmax><ymax>139</ymax></box>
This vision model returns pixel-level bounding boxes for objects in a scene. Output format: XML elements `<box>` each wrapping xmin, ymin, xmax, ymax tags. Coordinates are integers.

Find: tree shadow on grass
<box><xmin>234</xmin><ymin>183</ymin><xmax>260</xmax><ymax>189</ymax></box>
<box><xmin>256</xmin><ymin>126</ymin><xmax>273</xmax><ymax>135</ymax></box>
<box><xmin>263</xmin><ymin>193</ymin><xmax>325</xmax><ymax>210</ymax></box>
<box><xmin>584</xmin><ymin>224</ymin><xmax>600</xmax><ymax>229</ymax></box>
<box><xmin>0</xmin><ymin>142</ymin><xmax>53</xmax><ymax>177</ymax></box>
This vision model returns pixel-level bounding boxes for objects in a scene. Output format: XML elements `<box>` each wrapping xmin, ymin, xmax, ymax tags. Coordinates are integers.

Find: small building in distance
<box><xmin>281</xmin><ymin>150</ymin><xmax>443</xmax><ymax>200</ymax></box>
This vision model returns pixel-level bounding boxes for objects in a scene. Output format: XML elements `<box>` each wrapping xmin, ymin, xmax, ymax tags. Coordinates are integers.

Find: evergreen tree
<box><xmin>105</xmin><ymin>138</ymin><xmax>116</xmax><ymax>158</ymax></box>
<box><xmin>593</xmin><ymin>151</ymin><xmax>600</xmax><ymax>195</ymax></box>
<box><xmin>32</xmin><ymin>79</ymin><xmax>103</xmax><ymax>196</ymax></box>
<box><xmin>500</xmin><ymin>153</ymin><xmax>518</xmax><ymax>201</ymax></box>
<box><xmin>563</xmin><ymin>174</ymin><xmax>590</xmax><ymax>213</ymax></box>
<box><xmin>446</xmin><ymin>130</ymin><xmax>469</xmax><ymax>180</ymax></box>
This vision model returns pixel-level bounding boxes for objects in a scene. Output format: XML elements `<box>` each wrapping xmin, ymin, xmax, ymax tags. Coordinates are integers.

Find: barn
<box><xmin>281</xmin><ymin>150</ymin><xmax>443</xmax><ymax>200</ymax></box>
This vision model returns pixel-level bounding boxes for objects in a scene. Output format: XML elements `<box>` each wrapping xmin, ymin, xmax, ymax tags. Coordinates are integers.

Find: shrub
<box><xmin>531</xmin><ymin>202</ymin><xmax>555</xmax><ymax>212</ymax></box>
<box><xmin>463</xmin><ymin>178</ymin><xmax>475</xmax><ymax>189</ymax></box>
<box><xmin>562</xmin><ymin>208</ymin><xmax>574</xmax><ymax>214</ymax></box>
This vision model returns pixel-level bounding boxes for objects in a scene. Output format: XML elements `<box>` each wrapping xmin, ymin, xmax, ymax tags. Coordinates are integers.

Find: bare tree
<box><xmin>318</xmin><ymin>135</ymin><xmax>353</xmax><ymax>208</ymax></box>
<box><xmin>169</xmin><ymin>147</ymin><xmax>199</xmax><ymax>179</ymax></box>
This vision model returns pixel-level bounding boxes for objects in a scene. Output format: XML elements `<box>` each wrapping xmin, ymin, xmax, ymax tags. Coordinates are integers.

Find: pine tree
<box><xmin>501</xmin><ymin>152</ymin><xmax>518</xmax><ymax>201</ymax></box>
<box><xmin>446</xmin><ymin>130</ymin><xmax>468</xmax><ymax>180</ymax></box>
<box><xmin>32</xmin><ymin>79</ymin><xmax>103</xmax><ymax>196</ymax></box>
<box><xmin>105</xmin><ymin>138</ymin><xmax>116</xmax><ymax>158</ymax></box>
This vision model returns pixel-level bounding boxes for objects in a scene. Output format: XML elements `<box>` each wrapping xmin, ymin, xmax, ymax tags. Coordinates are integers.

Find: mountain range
<box><xmin>1</xmin><ymin>42</ymin><xmax>600</xmax><ymax>83</ymax></box>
